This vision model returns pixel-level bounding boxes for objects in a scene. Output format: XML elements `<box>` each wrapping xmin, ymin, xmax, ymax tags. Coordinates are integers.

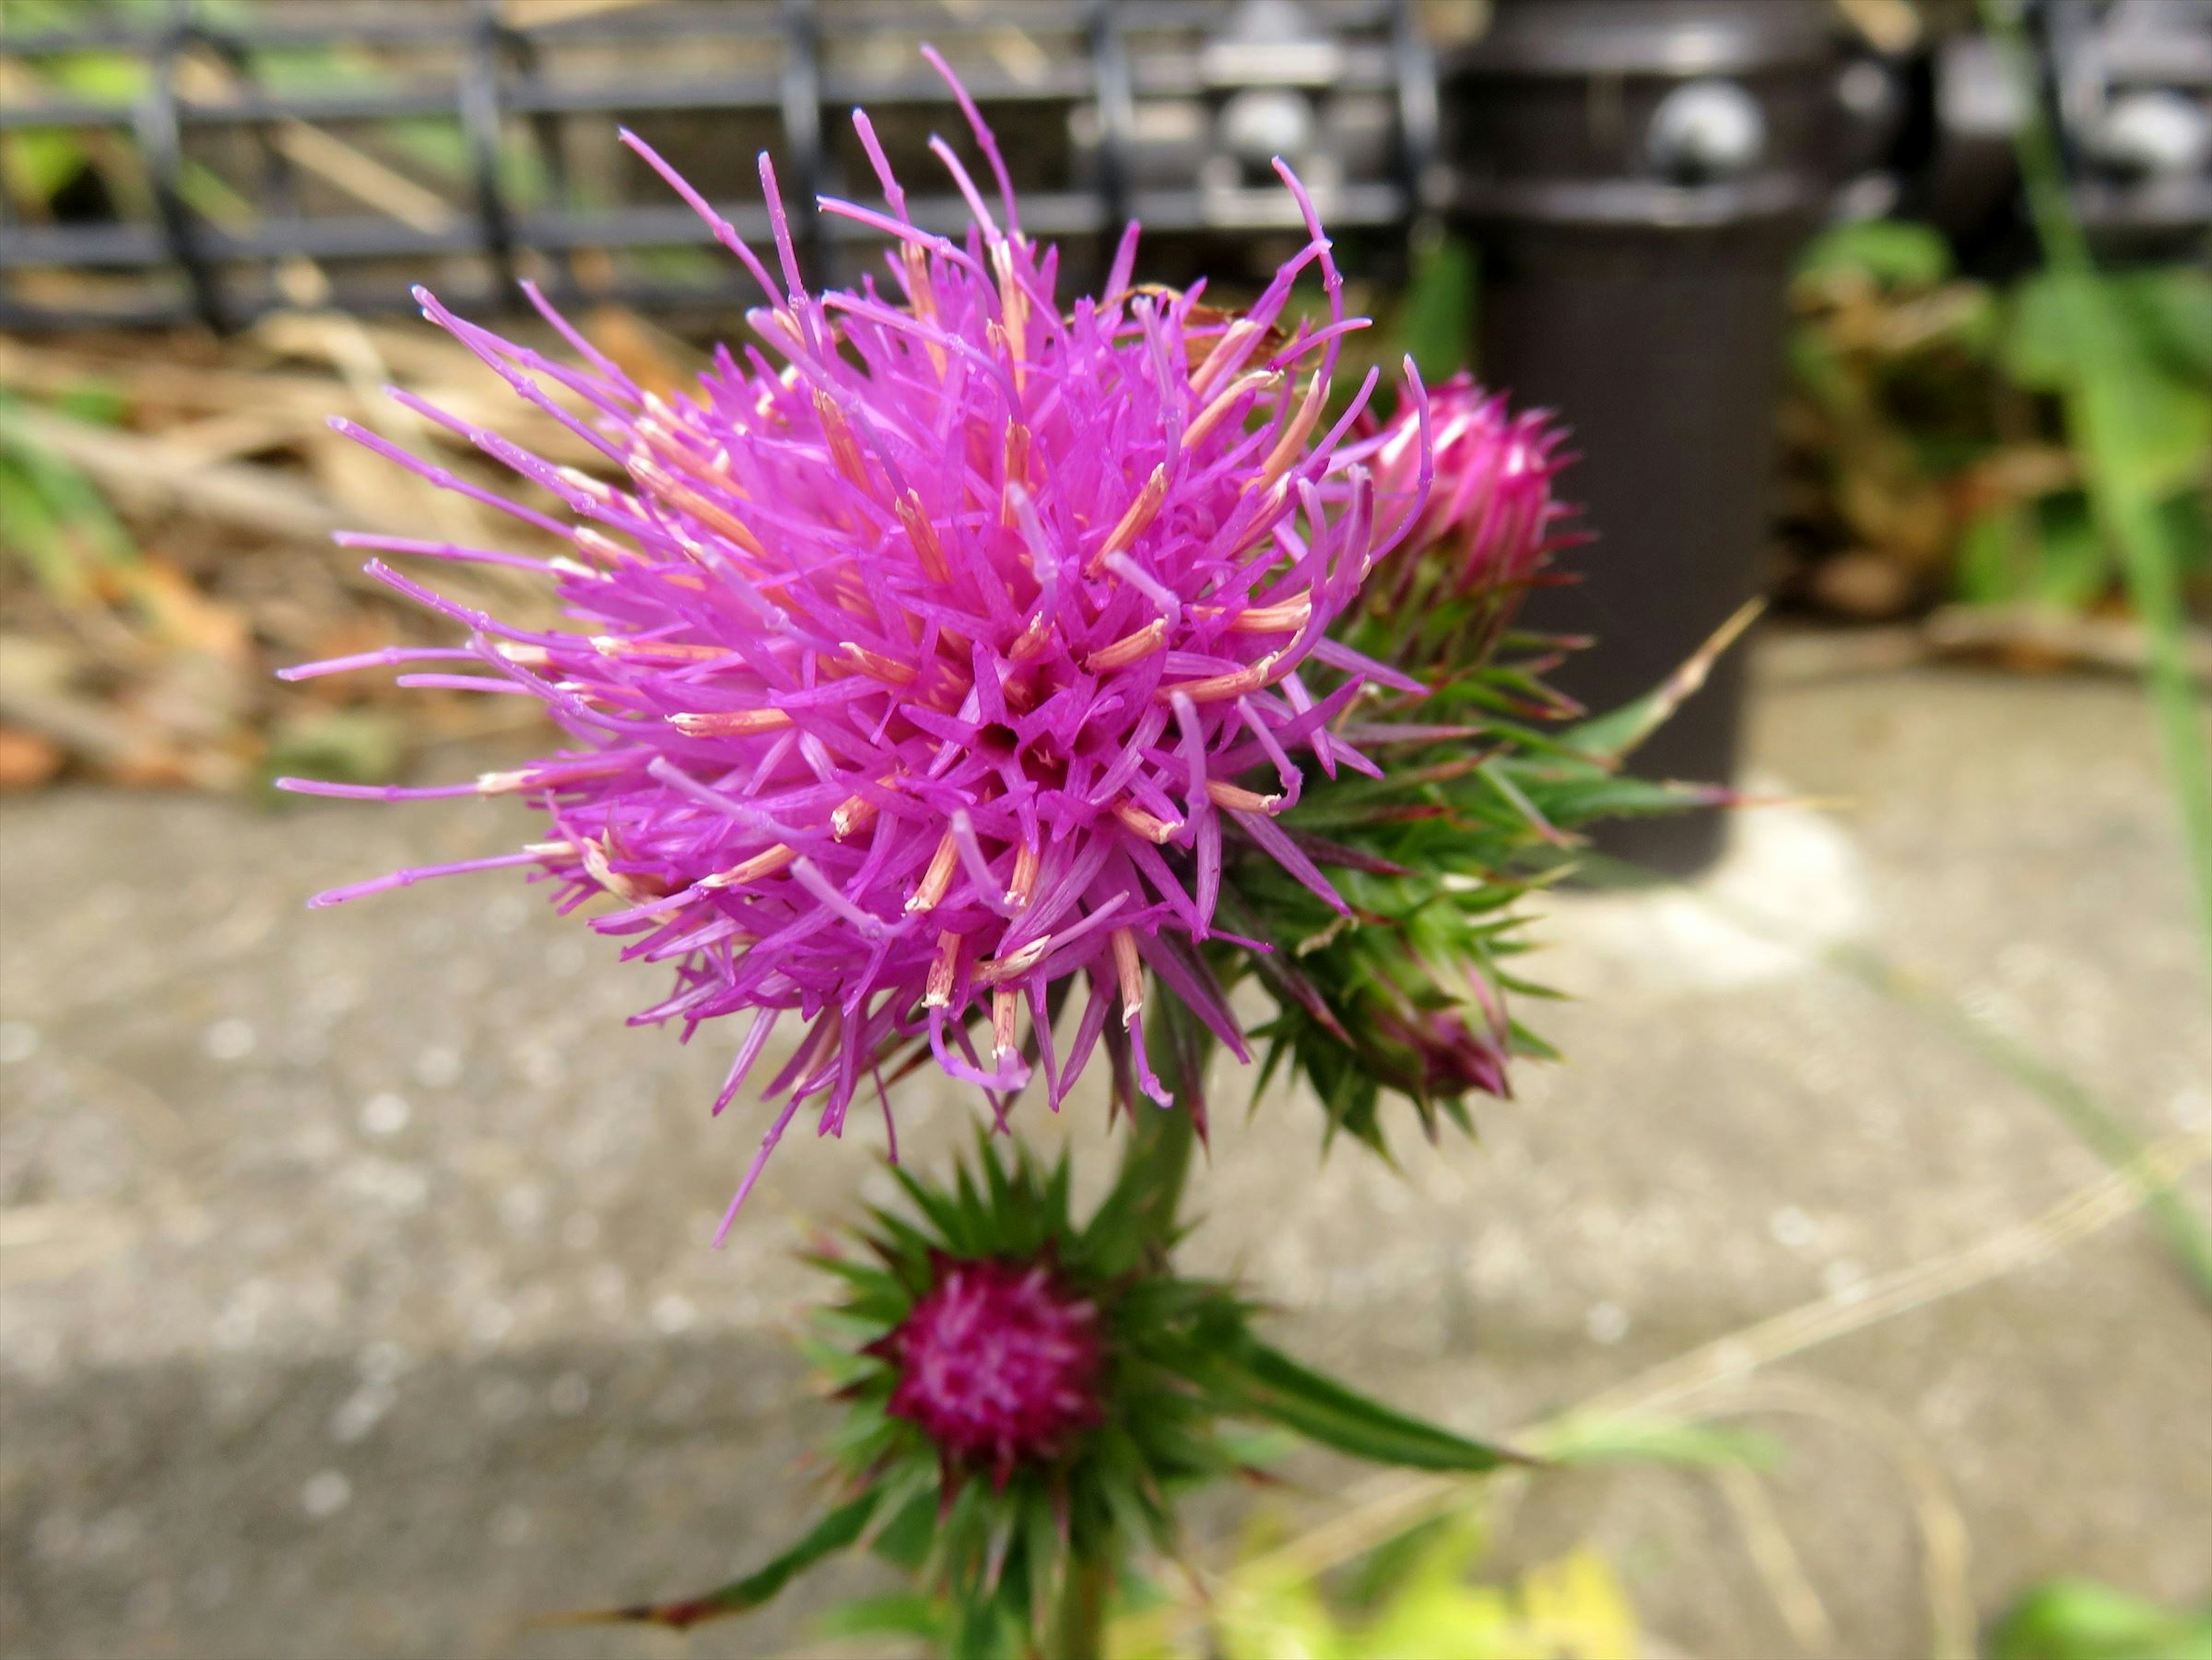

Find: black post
<box><xmin>1444</xmin><ymin>1</ymin><xmax>1842</xmax><ymax>875</ymax></box>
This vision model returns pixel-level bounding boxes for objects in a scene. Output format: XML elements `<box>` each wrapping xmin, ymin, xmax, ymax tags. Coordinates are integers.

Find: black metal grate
<box><xmin>0</xmin><ymin>0</ymin><xmax>1439</xmax><ymax>331</ymax></box>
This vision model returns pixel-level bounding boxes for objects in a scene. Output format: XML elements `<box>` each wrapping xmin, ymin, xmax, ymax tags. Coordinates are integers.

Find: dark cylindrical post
<box><xmin>1444</xmin><ymin>1</ymin><xmax>1842</xmax><ymax>875</ymax></box>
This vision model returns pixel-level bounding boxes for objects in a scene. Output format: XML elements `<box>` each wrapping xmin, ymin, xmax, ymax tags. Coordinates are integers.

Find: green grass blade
<box><xmin>1981</xmin><ymin>1</ymin><xmax>2212</xmax><ymax>981</ymax></box>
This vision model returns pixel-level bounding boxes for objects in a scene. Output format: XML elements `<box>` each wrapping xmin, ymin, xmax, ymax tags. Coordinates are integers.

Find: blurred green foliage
<box><xmin>1992</xmin><ymin>1580</ymin><xmax>2212</xmax><ymax>1660</ymax></box>
<box><xmin>1781</xmin><ymin>219</ymin><xmax>2210</xmax><ymax>619</ymax></box>
<box><xmin>1106</xmin><ymin>1514</ymin><xmax>1638</xmax><ymax>1660</ymax></box>
<box><xmin>0</xmin><ymin>388</ymin><xmax>139</xmax><ymax>604</ymax></box>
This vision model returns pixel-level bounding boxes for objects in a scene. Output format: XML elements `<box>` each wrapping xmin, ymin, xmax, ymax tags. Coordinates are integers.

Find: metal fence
<box><xmin>0</xmin><ymin>0</ymin><xmax>1437</xmax><ymax>331</ymax></box>
<box><xmin>5</xmin><ymin>0</ymin><xmax>2203</xmax><ymax>870</ymax></box>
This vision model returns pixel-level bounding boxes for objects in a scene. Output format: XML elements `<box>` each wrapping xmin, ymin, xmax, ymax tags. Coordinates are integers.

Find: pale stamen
<box><xmin>700</xmin><ymin>843</ymin><xmax>796</xmax><ymax>888</ymax></box>
<box><xmin>1245</xmin><ymin>370</ymin><xmax>1331</xmax><ymax>496</ymax></box>
<box><xmin>1160</xmin><ymin>652</ymin><xmax>1282</xmax><ymax>704</ymax></box>
<box><xmin>668</xmin><ymin>708</ymin><xmax>793</xmax><ymax>737</ymax></box>
<box><xmin>925</xmin><ymin>928</ymin><xmax>961</xmax><ymax>1006</ymax></box>
<box><xmin>1111</xmin><ymin>927</ymin><xmax>1144</xmax><ymax>1028</ymax></box>
<box><xmin>1112</xmin><ymin>801</ymin><xmax>1182</xmax><ymax>843</ymax></box>
<box><xmin>1086</xmin><ymin>464</ymin><xmax>1168</xmax><ymax>575</ymax></box>
<box><xmin>1205</xmin><ymin>779</ymin><xmax>1281</xmax><ymax>813</ymax></box>
<box><xmin>906</xmin><ymin>828</ymin><xmax>961</xmax><ymax>912</ymax></box>
<box><xmin>1006</xmin><ymin>841</ymin><xmax>1040</xmax><ymax>908</ymax></box>
<box><xmin>1084</xmin><ymin>619</ymin><xmax>1166</xmax><ymax>672</ymax></box>
<box><xmin>627</xmin><ymin>454</ymin><xmax>769</xmax><ymax>559</ymax></box>
<box><xmin>1182</xmin><ymin>368</ymin><xmax>1282</xmax><ymax>452</ymax></box>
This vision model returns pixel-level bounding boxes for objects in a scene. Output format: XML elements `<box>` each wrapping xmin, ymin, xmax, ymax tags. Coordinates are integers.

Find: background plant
<box><xmin>1778</xmin><ymin>220</ymin><xmax>2210</xmax><ymax>628</ymax></box>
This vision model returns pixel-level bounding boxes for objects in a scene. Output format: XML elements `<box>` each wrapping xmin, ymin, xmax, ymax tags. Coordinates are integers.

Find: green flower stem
<box><xmin>1115</xmin><ymin>994</ymin><xmax>1211</xmax><ymax>1243</ymax></box>
<box><xmin>1037</xmin><ymin>1004</ymin><xmax>1210</xmax><ymax>1660</ymax></box>
<box><xmin>1116</xmin><ymin>1093</ymin><xmax>1199</xmax><ymax>1250</ymax></box>
<box><xmin>1049</xmin><ymin>1556</ymin><xmax>1112</xmax><ymax>1660</ymax></box>
<box><xmin>1980</xmin><ymin>0</ymin><xmax>2212</xmax><ymax>979</ymax></box>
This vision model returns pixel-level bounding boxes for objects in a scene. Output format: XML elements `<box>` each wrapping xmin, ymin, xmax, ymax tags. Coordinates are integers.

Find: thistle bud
<box><xmin>812</xmin><ymin>1139</ymin><xmax>1249</xmax><ymax>1623</ymax></box>
<box><xmin>1368</xmin><ymin>373</ymin><xmax>1571</xmax><ymax>614</ymax></box>
<box><xmin>1372</xmin><ymin>1004</ymin><xmax>1513</xmax><ymax>1104</ymax></box>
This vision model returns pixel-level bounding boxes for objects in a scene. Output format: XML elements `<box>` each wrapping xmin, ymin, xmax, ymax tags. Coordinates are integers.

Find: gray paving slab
<box><xmin>2</xmin><ymin>641</ymin><xmax>2207</xmax><ymax>1659</ymax></box>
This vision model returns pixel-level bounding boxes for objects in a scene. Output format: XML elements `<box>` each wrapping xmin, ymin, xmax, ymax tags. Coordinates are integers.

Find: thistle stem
<box><xmin>1118</xmin><ymin>999</ymin><xmax>1207</xmax><ymax>1245</ymax></box>
<box><xmin>1049</xmin><ymin>1556</ymin><xmax>1112</xmax><ymax>1660</ymax></box>
<box><xmin>1041</xmin><ymin>999</ymin><xmax>1209</xmax><ymax>1660</ymax></box>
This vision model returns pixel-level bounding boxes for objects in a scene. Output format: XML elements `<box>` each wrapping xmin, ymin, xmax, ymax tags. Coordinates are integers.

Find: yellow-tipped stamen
<box><xmin>1245</xmin><ymin>370</ymin><xmax>1330</xmax><ymax>496</ymax></box>
<box><xmin>578</xmin><ymin>835</ymin><xmax>673</xmax><ymax>905</ymax></box>
<box><xmin>761</xmin><ymin>308</ymin><xmax>805</xmax><ymax>354</ymax></box>
<box><xmin>1112</xmin><ymin>800</ymin><xmax>1183</xmax><ymax>843</ymax></box>
<box><xmin>1190</xmin><ymin>316</ymin><xmax>1264</xmax><ymax>397</ymax></box>
<box><xmin>476</xmin><ymin>756</ymin><xmax>631</xmax><ymax>795</ymax></box>
<box><xmin>627</xmin><ymin>455</ymin><xmax>770</xmax><ymax>560</ymax></box>
<box><xmin>572</xmin><ymin>526</ymin><xmax>642</xmax><ymax>567</ymax></box>
<box><xmin>668</xmin><ymin>708</ymin><xmax>793</xmax><ymax>737</ymax></box>
<box><xmin>556</xmin><ymin>465</ymin><xmax>624</xmax><ymax>505</ymax></box>
<box><xmin>813</xmin><ymin>388</ymin><xmax>873</xmax><ymax>491</ymax></box>
<box><xmin>1111</xmin><ymin>927</ymin><xmax>1143</xmax><ymax>1028</ymax></box>
<box><xmin>999</xmin><ymin>246</ymin><xmax>1033</xmax><ymax>395</ymax></box>
<box><xmin>1182</xmin><ymin>368</ymin><xmax>1282</xmax><ymax>452</ymax></box>
<box><xmin>1205</xmin><ymin>779</ymin><xmax>1281</xmax><ymax>813</ymax></box>
<box><xmin>592</xmin><ymin>636</ymin><xmax>730</xmax><ymax>663</ymax></box>
<box><xmin>1228</xmin><ymin>594</ymin><xmax>1312</xmax><ymax>633</ymax></box>
<box><xmin>897</xmin><ymin>490</ymin><xmax>953</xmax><ymax>583</ymax></box>
<box><xmin>902</xmin><ymin>243</ymin><xmax>948</xmax><ymax>376</ymax></box>
<box><xmin>906</xmin><ymin>828</ymin><xmax>960</xmax><ymax>913</ymax></box>
<box><xmin>999</xmin><ymin>422</ymin><xmax>1032</xmax><ymax>528</ymax></box>
<box><xmin>634</xmin><ymin>412</ymin><xmax>725</xmax><ymax>480</ymax></box>
<box><xmin>551</xmin><ymin>681</ymin><xmax>624</xmax><ymax>708</ymax></box>
<box><xmin>665</xmin><ymin>523</ymin><xmax>797</xmax><ymax>601</ymax></box>
<box><xmin>840</xmin><ymin>640</ymin><xmax>918</xmax><ymax>684</ymax></box>
<box><xmin>976</xmin><ymin>933</ymin><xmax>1052</xmax><ymax>987</ymax></box>
<box><xmin>1006</xmin><ymin>841</ymin><xmax>1040</xmax><ymax>908</ymax></box>
<box><xmin>1086</xmin><ymin>464</ymin><xmax>1168</xmax><ymax>575</ymax></box>
<box><xmin>700</xmin><ymin>843</ymin><xmax>796</xmax><ymax>888</ymax></box>
<box><xmin>1160</xmin><ymin>651</ymin><xmax>1282</xmax><ymax>704</ymax></box>
<box><xmin>994</xmin><ymin>240</ymin><xmax>1029</xmax><ymax>357</ymax></box>
<box><xmin>1009</xmin><ymin>607</ymin><xmax>1056</xmax><ymax>661</ymax></box>
<box><xmin>1084</xmin><ymin>619</ymin><xmax>1166</xmax><ymax>672</ymax></box>
<box><xmin>925</xmin><ymin>929</ymin><xmax>961</xmax><ymax>1007</ymax></box>
<box><xmin>991</xmin><ymin>985</ymin><xmax>1021</xmax><ymax>1059</ymax></box>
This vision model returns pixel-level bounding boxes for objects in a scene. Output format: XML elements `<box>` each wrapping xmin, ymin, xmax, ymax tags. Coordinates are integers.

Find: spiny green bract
<box><xmin>803</xmin><ymin>1135</ymin><xmax>1254</xmax><ymax>1637</ymax></box>
<box><xmin>1228</xmin><ymin>539</ymin><xmax>1731</xmax><ymax>1155</ymax></box>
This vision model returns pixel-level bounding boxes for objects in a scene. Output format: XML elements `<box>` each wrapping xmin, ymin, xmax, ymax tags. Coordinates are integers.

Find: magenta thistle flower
<box><xmin>878</xmin><ymin>1256</ymin><xmax>1105</xmax><ymax>1489</ymax></box>
<box><xmin>282</xmin><ymin>52</ymin><xmax>1429</xmax><ymax>1231</ymax></box>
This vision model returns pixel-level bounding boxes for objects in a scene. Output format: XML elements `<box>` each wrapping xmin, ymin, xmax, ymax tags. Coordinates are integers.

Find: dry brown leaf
<box><xmin>0</xmin><ymin>727</ymin><xmax>64</xmax><ymax>789</ymax></box>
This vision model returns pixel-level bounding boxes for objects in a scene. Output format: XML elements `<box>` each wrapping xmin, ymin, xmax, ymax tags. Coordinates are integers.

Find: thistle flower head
<box><xmin>881</xmin><ymin>1256</ymin><xmax>1104</xmax><ymax>1487</ymax></box>
<box><xmin>283</xmin><ymin>54</ymin><xmax>1429</xmax><ymax>1225</ymax></box>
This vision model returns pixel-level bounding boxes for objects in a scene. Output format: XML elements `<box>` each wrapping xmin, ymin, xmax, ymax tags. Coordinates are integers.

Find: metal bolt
<box><xmin>2093</xmin><ymin>90</ymin><xmax>2212</xmax><ymax>181</ymax></box>
<box><xmin>1218</xmin><ymin>86</ymin><xmax>1317</xmax><ymax>166</ymax></box>
<box><xmin>1646</xmin><ymin>79</ymin><xmax>1768</xmax><ymax>184</ymax></box>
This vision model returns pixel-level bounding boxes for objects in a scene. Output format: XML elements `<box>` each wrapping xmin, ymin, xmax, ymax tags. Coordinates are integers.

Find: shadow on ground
<box><xmin>3</xmin><ymin>640</ymin><xmax>2209</xmax><ymax>1658</ymax></box>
